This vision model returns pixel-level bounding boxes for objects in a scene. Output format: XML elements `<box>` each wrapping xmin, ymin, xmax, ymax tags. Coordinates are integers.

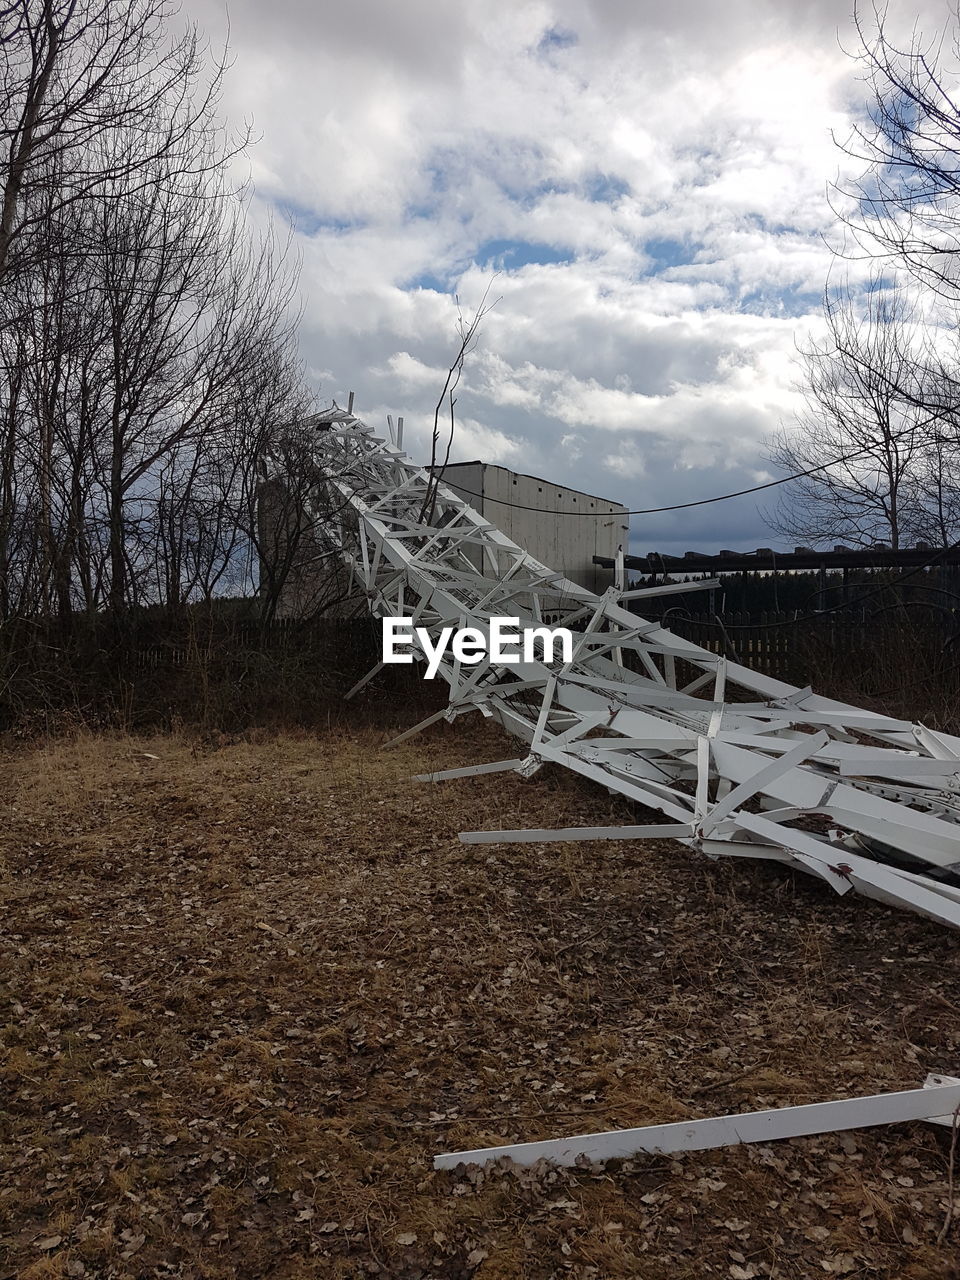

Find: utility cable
<box><xmin>432</xmin><ymin>406</ymin><xmax>950</xmax><ymax>518</ymax></box>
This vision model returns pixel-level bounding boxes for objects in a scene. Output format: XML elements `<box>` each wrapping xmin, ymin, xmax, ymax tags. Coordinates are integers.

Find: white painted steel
<box><xmin>433</xmin><ymin>1076</ymin><xmax>960</xmax><ymax>1169</ymax></box>
<box><xmin>304</xmin><ymin>411</ymin><xmax>960</xmax><ymax>930</ymax></box>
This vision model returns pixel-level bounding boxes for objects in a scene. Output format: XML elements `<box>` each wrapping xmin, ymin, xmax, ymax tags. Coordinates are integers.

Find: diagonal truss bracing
<box><xmin>303</xmin><ymin>411</ymin><xmax>960</xmax><ymax>930</ymax></box>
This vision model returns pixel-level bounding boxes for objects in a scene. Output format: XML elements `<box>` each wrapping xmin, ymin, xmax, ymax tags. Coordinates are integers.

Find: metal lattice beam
<box><xmin>299</xmin><ymin>412</ymin><xmax>960</xmax><ymax>931</ymax></box>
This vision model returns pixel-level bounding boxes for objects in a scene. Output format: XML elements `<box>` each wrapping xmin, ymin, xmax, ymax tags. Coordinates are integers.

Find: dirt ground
<box><xmin>2</xmin><ymin>720</ymin><xmax>960</xmax><ymax>1279</ymax></box>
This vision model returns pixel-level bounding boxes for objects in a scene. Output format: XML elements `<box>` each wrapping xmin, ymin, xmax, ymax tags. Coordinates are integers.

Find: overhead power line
<box><xmin>435</xmin><ymin>410</ymin><xmax>946</xmax><ymax>518</ymax></box>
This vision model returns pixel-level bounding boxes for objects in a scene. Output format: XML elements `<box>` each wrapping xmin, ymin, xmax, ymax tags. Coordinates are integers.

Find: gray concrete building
<box><xmin>261</xmin><ymin>451</ymin><xmax>629</xmax><ymax>617</ymax></box>
<box><xmin>439</xmin><ymin>461</ymin><xmax>628</xmax><ymax>593</ymax></box>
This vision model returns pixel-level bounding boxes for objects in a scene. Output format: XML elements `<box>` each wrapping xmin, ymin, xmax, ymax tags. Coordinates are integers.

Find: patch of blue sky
<box><xmin>738</xmin><ymin>281</ymin><xmax>822</xmax><ymax>318</ymax></box>
<box><xmin>642</xmin><ymin>237</ymin><xmax>697</xmax><ymax>272</ymax></box>
<box><xmin>273</xmin><ymin>198</ymin><xmax>360</xmax><ymax>235</ymax></box>
<box><xmin>402</xmin><ymin>153</ymin><xmax>469</xmax><ymax>219</ymax></box>
<box><xmin>840</xmin><ymin>132</ymin><xmax>931</xmax><ymax>219</ymax></box>
<box><xmin>400</xmin><ymin>235</ymin><xmax>571</xmax><ymax>293</ymax></box>
<box><xmin>500</xmin><ymin>173</ymin><xmax>564</xmax><ymax>208</ymax></box>
<box><xmin>406</xmin><ymin>270</ymin><xmax>451</xmax><ymax>293</ymax></box>
<box><xmin>475</xmin><ymin>237</ymin><xmax>571</xmax><ymax>269</ymax></box>
<box><xmin>411</xmin><ymin>154</ymin><xmax>557</xmax><ymax>214</ymax></box>
<box><xmin>582</xmin><ymin>172</ymin><xmax>630</xmax><ymax>203</ymax></box>
<box><xmin>536</xmin><ymin>25</ymin><xmax>578</xmax><ymax>55</ymax></box>
<box><xmin>740</xmin><ymin>212</ymin><xmax>807</xmax><ymax>238</ymax></box>
<box><xmin>863</xmin><ymin>272</ymin><xmax>898</xmax><ymax>294</ymax></box>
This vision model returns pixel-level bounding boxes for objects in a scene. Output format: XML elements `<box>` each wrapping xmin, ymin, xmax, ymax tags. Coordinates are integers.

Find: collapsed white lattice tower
<box><xmin>302</xmin><ymin>410</ymin><xmax>960</xmax><ymax>931</ymax></box>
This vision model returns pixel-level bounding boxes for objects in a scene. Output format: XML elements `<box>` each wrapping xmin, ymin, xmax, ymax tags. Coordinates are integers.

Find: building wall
<box><xmin>261</xmin><ymin>460</ymin><xmax>630</xmax><ymax>617</ymax></box>
<box><xmin>440</xmin><ymin>462</ymin><xmax>628</xmax><ymax>593</ymax></box>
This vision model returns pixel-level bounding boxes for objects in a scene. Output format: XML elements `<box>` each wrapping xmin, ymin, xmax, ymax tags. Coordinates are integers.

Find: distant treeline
<box><xmin>0</xmin><ymin>3</ymin><xmax>335</xmax><ymax>630</ymax></box>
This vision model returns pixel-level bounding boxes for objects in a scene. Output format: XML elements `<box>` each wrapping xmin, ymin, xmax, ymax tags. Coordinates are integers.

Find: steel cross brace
<box><xmin>300</xmin><ymin>412</ymin><xmax>960</xmax><ymax>930</ymax></box>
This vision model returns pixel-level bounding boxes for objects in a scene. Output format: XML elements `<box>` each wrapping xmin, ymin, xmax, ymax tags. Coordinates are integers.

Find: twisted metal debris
<box><xmin>308</xmin><ymin>410</ymin><xmax>960</xmax><ymax>931</ymax></box>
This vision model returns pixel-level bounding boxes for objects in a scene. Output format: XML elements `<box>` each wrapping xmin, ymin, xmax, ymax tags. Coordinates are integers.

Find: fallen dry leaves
<box><xmin>1</xmin><ymin>721</ymin><xmax>960</xmax><ymax>1278</ymax></box>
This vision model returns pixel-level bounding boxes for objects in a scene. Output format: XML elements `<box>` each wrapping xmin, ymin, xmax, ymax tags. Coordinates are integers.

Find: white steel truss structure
<box><xmin>302</xmin><ymin>410</ymin><xmax>960</xmax><ymax>931</ymax></box>
<box><xmin>434</xmin><ymin>1073</ymin><xmax>960</xmax><ymax>1169</ymax></box>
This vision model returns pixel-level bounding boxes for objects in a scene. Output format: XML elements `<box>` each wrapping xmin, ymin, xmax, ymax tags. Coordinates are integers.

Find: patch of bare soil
<box><xmin>2</xmin><ymin>721</ymin><xmax>960</xmax><ymax>1279</ymax></box>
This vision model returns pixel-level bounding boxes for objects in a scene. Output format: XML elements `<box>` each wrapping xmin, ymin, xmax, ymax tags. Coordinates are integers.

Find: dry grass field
<box><xmin>2</xmin><ymin>721</ymin><xmax>960</xmax><ymax>1279</ymax></box>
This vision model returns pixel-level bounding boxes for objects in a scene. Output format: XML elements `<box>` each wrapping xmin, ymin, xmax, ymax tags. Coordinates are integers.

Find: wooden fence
<box><xmin>126</xmin><ymin>610</ymin><xmax>955</xmax><ymax>685</ymax></box>
<box><xmin>664</xmin><ymin>610</ymin><xmax>954</xmax><ymax>682</ymax></box>
<box><xmin>2</xmin><ymin>608</ymin><xmax>956</xmax><ymax>729</ymax></box>
<box><xmin>132</xmin><ymin>615</ymin><xmax>380</xmax><ymax>673</ymax></box>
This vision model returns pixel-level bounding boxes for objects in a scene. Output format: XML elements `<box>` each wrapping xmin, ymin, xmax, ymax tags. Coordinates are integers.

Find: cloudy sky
<box><xmin>186</xmin><ymin>0</ymin><xmax>949</xmax><ymax>555</ymax></box>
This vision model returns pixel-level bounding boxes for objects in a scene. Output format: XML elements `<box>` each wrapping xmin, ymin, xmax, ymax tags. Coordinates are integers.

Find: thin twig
<box><xmin>937</xmin><ymin>1103</ymin><xmax>960</xmax><ymax>1245</ymax></box>
<box><xmin>418</xmin><ymin>277</ymin><xmax>500</xmax><ymax>526</ymax></box>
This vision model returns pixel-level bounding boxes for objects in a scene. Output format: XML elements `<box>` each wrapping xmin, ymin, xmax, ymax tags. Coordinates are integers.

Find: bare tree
<box><xmin>767</xmin><ymin>281</ymin><xmax>932</xmax><ymax>550</ymax></box>
<box><xmin>0</xmin><ymin>1</ymin><xmax>312</xmax><ymax>625</ymax></box>
<box><xmin>767</xmin><ymin>6</ymin><xmax>960</xmax><ymax>552</ymax></box>
<box><xmin>0</xmin><ymin>1</ymin><xmax>242</xmax><ymax>290</ymax></box>
<box><xmin>834</xmin><ymin>4</ymin><xmax>960</xmax><ymax>302</ymax></box>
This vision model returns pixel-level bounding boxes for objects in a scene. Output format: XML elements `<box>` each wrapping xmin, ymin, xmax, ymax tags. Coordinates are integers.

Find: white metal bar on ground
<box><xmin>459</xmin><ymin>822</ymin><xmax>696</xmax><ymax>845</ymax></box>
<box><xmin>414</xmin><ymin>758</ymin><xmax>525</xmax><ymax>782</ymax></box>
<box><xmin>344</xmin><ymin>660</ymin><xmax>386</xmax><ymax>701</ymax></box>
<box><xmin>381</xmin><ymin>701</ymin><xmax>480</xmax><ymax>749</ymax></box>
<box><xmin>433</xmin><ymin>1075</ymin><xmax>960</xmax><ymax>1170</ymax></box>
